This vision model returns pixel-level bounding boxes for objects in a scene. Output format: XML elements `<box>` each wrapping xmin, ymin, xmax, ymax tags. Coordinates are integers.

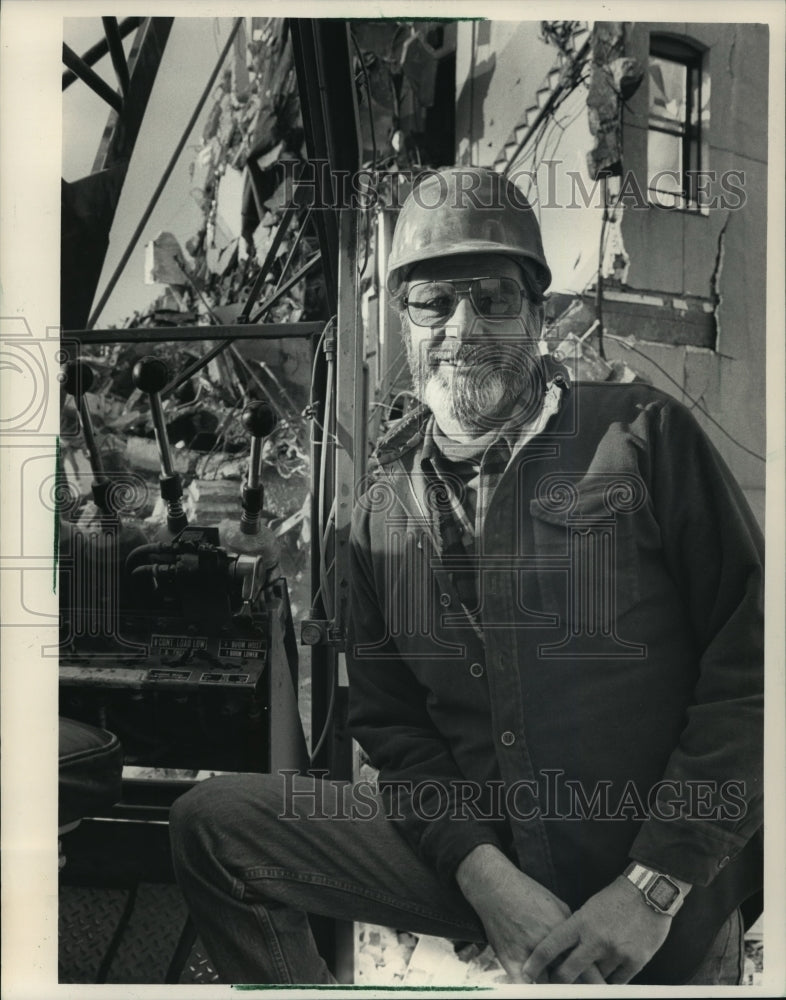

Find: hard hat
<box><xmin>387</xmin><ymin>167</ymin><xmax>552</xmax><ymax>296</ymax></box>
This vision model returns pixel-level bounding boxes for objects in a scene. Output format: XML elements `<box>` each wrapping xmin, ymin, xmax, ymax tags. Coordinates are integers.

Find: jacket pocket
<box><xmin>528</xmin><ymin>480</ymin><xmax>642</xmax><ymax>628</ymax></box>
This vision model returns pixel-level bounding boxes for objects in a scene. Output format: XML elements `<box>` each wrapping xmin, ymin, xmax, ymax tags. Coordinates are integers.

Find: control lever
<box><xmin>63</xmin><ymin>360</ymin><xmax>113</xmax><ymax>516</ymax></box>
<box><xmin>132</xmin><ymin>356</ymin><xmax>188</xmax><ymax>536</ymax></box>
<box><xmin>233</xmin><ymin>554</ymin><xmax>263</xmax><ymax>620</ymax></box>
<box><xmin>218</xmin><ymin>400</ymin><xmax>280</xmax><ymax>575</ymax></box>
<box><xmin>60</xmin><ymin>360</ymin><xmax>147</xmax><ymax>650</ymax></box>
<box><xmin>239</xmin><ymin>401</ymin><xmax>278</xmax><ymax>535</ymax></box>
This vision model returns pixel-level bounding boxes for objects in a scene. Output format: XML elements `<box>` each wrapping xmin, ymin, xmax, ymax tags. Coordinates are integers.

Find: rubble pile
<box><xmin>68</xmin><ymin>20</ymin><xmax>323</xmax><ymax>589</ymax></box>
<box><xmin>356</xmin><ymin>919</ymin><xmax>763</xmax><ymax>986</ymax></box>
<box><xmin>356</xmin><ymin>926</ymin><xmax>508</xmax><ymax>986</ymax></box>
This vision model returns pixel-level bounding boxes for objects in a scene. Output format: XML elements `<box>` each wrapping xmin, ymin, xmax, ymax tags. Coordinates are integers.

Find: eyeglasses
<box><xmin>402</xmin><ymin>277</ymin><xmax>525</xmax><ymax>328</ymax></box>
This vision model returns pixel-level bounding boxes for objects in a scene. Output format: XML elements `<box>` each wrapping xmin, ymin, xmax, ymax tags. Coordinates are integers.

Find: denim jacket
<box><xmin>346</xmin><ymin>381</ymin><xmax>763</xmax><ymax>984</ymax></box>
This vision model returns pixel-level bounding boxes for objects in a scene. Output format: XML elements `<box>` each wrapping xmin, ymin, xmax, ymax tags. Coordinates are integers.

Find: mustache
<box><xmin>426</xmin><ymin>342</ymin><xmax>526</xmax><ymax>366</ymax></box>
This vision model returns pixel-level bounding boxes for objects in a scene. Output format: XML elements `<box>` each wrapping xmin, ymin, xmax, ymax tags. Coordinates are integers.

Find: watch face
<box><xmin>647</xmin><ymin>875</ymin><xmax>680</xmax><ymax>910</ymax></box>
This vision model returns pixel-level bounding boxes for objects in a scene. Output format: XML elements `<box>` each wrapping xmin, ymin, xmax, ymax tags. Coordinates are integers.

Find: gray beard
<box><xmin>407</xmin><ymin>340</ymin><xmax>544</xmax><ymax>434</ymax></box>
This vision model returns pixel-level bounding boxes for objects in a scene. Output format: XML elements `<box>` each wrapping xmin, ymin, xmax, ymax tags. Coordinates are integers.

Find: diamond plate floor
<box><xmin>59</xmin><ymin>883</ymin><xmax>220</xmax><ymax>984</ymax></box>
<box><xmin>59</xmin><ymin>886</ymin><xmax>129</xmax><ymax>984</ymax></box>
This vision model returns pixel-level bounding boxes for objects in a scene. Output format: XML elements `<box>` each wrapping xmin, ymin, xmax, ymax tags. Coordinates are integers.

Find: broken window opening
<box><xmin>647</xmin><ymin>36</ymin><xmax>709</xmax><ymax>212</ymax></box>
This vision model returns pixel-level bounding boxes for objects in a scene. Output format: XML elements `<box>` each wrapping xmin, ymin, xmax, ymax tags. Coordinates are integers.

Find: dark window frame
<box><xmin>647</xmin><ymin>35</ymin><xmax>707</xmax><ymax>211</ymax></box>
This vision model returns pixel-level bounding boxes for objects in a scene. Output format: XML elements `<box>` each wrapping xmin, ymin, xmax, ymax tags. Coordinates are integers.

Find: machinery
<box><xmin>57</xmin><ymin>16</ymin><xmax>365</xmax><ymax>983</ymax></box>
<box><xmin>59</xmin><ymin>357</ymin><xmax>305</xmax><ymax>777</ymax></box>
<box><xmin>58</xmin><ymin>356</ymin><xmax>309</xmax><ymax>985</ymax></box>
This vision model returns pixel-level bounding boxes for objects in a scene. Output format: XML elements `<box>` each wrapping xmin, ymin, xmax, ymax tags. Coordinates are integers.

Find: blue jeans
<box><xmin>169</xmin><ymin>773</ymin><xmax>743</xmax><ymax>985</ymax></box>
<box><xmin>683</xmin><ymin>905</ymin><xmax>744</xmax><ymax>985</ymax></box>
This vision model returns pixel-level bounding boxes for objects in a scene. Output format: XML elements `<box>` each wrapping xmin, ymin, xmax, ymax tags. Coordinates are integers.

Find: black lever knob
<box><xmin>242</xmin><ymin>401</ymin><xmax>277</xmax><ymax>439</ymax></box>
<box><xmin>63</xmin><ymin>360</ymin><xmax>95</xmax><ymax>398</ymax></box>
<box><xmin>239</xmin><ymin>402</ymin><xmax>278</xmax><ymax>535</ymax></box>
<box><xmin>131</xmin><ymin>356</ymin><xmax>169</xmax><ymax>395</ymax></box>
<box><xmin>131</xmin><ymin>356</ymin><xmax>187</xmax><ymax>535</ymax></box>
<box><xmin>62</xmin><ymin>359</ymin><xmax>113</xmax><ymax>515</ymax></box>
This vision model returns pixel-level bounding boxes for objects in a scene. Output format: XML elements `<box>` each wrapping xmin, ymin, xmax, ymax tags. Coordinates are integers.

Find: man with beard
<box><xmin>170</xmin><ymin>167</ymin><xmax>763</xmax><ymax>986</ymax></box>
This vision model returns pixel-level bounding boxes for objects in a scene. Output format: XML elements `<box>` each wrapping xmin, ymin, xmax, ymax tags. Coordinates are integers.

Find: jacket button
<box><xmin>501</xmin><ymin>731</ymin><xmax>516</xmax><ymax>746</ymax></box>
<box><xmin>470</xmin><ymin>662</ymin><xmax>484</xmax><ymax>677</ymax></box>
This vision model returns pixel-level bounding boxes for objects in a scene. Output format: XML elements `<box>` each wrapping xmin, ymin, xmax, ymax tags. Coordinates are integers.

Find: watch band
<box><xmin>624</xmin><ymin>862</ymin><xmax>686</xmax><ymax>917</ymax></box>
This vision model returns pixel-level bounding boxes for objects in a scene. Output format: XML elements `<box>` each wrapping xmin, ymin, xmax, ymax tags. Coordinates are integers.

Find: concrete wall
<box><xmin>453</xmin><ymin>20</ymin><xmax>768</xmax><ymax>524</ymax></box>
<box><xmin>620</xmin><ymin>23</ymin><xmax>768</xmax><ymax>522</ymax></box>
<box><xmin>455</xmin><ymin>20</ymin><xmax>557</xmax><ymax>168</ymax></box>
<box><xmin>455</xmin><ymin>21</ymin><xmax>603</xmax><ymax>295</ymax></box>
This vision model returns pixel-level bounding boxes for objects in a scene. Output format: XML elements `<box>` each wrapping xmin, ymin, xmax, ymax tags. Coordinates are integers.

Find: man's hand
<box><xmin>456</xmin><ymin>845</ymin><xmax>604</xmax><ymax>984</ymax></box>
<box><xmin>520</xmin><ymin>876</ymin><xmax>674</xmax><ymax>984</ymax></box>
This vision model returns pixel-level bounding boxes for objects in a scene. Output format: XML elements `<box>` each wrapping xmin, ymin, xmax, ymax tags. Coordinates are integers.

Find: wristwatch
<box><xmin>623</xmin><ymin>862</ymin><xmax>687</xmax><ymax>917</ymax></box>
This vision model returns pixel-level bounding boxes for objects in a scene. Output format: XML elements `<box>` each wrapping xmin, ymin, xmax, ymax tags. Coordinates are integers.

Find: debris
<box><xmin>144</xmin><ymin>232</ymin><xmax>189</xmax><ymax>286</ymax></box>
<box><xmin>585</xmin><ymin>23</ymin><xmax>643</xmax><ymax>179</ymax></box>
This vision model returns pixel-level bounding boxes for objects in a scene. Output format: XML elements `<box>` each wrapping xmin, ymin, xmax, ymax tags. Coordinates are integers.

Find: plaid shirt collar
<box><xmin>421</xmin><ymin>379</ymin><xmax>563</xmax><ymax>473</ymax></box>
<box><xmin>413</xmin><ymin>381</ymin><xmax>564</xmax><ymax>637</ymax></box>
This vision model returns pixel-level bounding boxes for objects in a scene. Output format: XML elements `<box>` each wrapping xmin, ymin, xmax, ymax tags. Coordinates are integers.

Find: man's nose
<box><xmin>441</xmin><ymin>295</ymin><xmax>476</xmax><ymax>342</ymax></box>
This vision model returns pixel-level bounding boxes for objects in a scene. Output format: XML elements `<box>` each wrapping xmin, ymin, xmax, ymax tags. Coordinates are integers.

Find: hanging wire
<box><xmin>603</xmin><ymin>334</ymin><xmax>766</xmax><ymax>463</ymax></box>
<box><xmin>198</xmin><ymin>398</ymin><xmax>244</xmax><ymax>479</ymax></box>
<box><xmin>350</xmin><ymin>30</ymin><xmax>378</xmax><ymax>170</ymax></box>
<box><xmin>368</xmin><ymin>347</ymin><xmax>410</xmax><ymax>427</ymax></box>
<box><xmin>307</xmin><ymin>322</ymin><xmax>339</xmax><ymax>445</ymax></box>
<box><xmin>508</xmin><ymin>115</ymin><xmax>551</xmax><ymax>218</ymax></box>
<box><xmin>505</xmin><ymin>47</ymin><xmax>588</xmax><ymax>180</ymax></box>
<box><xmin>317</xmin><ymin>352</ymin><xmax>336</xmax><ymax>621</ymax></box>
<box><xmin>307</xmin><ymin>556</ymin><xmax>336</xmax><ymax>637</ymax></box>
<box><xmin>309</xmin><ymin>654</ymin><xmax>336</xmax><ymax>764</ymax></box>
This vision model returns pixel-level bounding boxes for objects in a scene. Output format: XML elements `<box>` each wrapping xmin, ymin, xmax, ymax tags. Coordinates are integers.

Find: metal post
<box><xmin>334</xmin><ymin>208</ymin><xmax>367</xmax><ymax>640</ymax></box>
<box><xmin>290</xmin><ymin>19</ymin><xmax>362</xmax><ymax>787</ymax></box>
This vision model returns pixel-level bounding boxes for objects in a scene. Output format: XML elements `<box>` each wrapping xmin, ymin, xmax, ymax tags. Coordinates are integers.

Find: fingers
<box><xmin>520</xmin><ymin>918</ymin><xmax>578</xmax><ymax>983</ymax></box>
<box><xmin>597</xmin><ymin>956</ymin><xmax>623</xmax><ymax>980</ymax></box>
<box><xmin>606</xmin><ymin>962</ymin><xmax>638</xmax><ymax>985</ymax></box>
<box><xmin>548</xmin><ymin>948</ymin><xmax>605</xmax><ymax>985</ymax></box>
<box><xmin>579</xmin><ymin>963</ymin><xmax>606</xmax><ymax>984</ymax></box>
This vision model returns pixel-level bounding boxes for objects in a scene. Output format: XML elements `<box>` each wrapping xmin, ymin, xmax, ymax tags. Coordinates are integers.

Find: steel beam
<box><xmin>290</xmin><ymin>20</ymin><xmax>362</xmax><ymax>314</ymax></box>
<box><xmin>102</xmin><ymin>17</ymin><xmax>131</xmax><ymax>96</ymax></box>
<box><xmin>92</xmin><ymin>18</ymin><xmax>174</xmax><ymax>172</ymax></box>
<box><xmin>62</xmin><ymin>43</ymin><xmax>123</xmax><ymax>113</ymax></box>
<box><xmin>62</xmin><ymin>17</ymin><xmax>142</xmax><ymax>90</ymax></box>
<box><xmin>249</xmin><ymin>251</ymin><xmax>321</xmax><ymax>324</ymax></box>
<box><xmin>291</xmin><ymin>21</ymin><xmax>361</xmax><ymax>792</ymax></box>
<box><xmin>240</xmin><ymin>199</ymin><xmax>302</xmax><ymax>323</ymax></box>
<box><xmin>61</xmin><ymin>18</ymin><xmax>174</xmax><ymax>332</ymax></box>
<box><xmin>64</xmin><ymin>321</ymin><xmax>323</xmax><ymax>346</ymax></box>
<box><xmin>87</xmin><ymin>20</ymin><xmax>242</xmax><ymax>330</ymax></box>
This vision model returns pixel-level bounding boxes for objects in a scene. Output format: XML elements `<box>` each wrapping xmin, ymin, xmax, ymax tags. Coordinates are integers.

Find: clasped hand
<box><xmin>520</xmin><ymin>876</ymin><xmax>673</xmax><ymax>985</ymax></box>
<box><xmin>457</xmin><ymin>848</ymin><xmax>670</xmax><ymax>985</ymax></box>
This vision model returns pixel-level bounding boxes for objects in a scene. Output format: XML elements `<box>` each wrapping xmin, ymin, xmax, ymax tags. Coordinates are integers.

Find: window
<box><xmin>647</xmin><ymin>37</ymin><xmax>709</xmax><ymax>210</ymax></box>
